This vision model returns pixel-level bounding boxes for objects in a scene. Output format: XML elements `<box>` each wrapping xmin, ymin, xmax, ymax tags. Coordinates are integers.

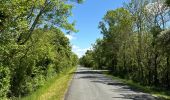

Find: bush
<box><xmin>0</xmin><ymin>65</ymin><xmax>10</xmax><ymax>98</ymax></box>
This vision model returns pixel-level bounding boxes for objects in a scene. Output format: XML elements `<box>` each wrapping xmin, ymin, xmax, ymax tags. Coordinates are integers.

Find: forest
<box><xmin>0</xmin><ymin>0</ymin><xmax>82</xmax><ymax>99</ymax></box>
<box><xmin>80</xmin><ymin>0</ymin><xmax>170</xmax><ymax>90</ymax></box>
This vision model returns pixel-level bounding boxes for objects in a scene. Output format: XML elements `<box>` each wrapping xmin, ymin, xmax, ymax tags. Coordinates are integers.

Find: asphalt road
<box><xmin>65</xmin><ymin>67</ymin><xmax>158</xmax><ymax>100</ymax></box>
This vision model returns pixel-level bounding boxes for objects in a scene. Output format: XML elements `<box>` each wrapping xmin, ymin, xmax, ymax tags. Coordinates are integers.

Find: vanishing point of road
<box><xmin>65</xmin><ymin>66</ymin><xmax>158</xmax><ymax>100</ymax></box>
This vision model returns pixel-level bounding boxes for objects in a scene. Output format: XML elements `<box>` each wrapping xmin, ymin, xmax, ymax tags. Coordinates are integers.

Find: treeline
<box><xmin>0</xmin><ymin>0</ymin><xmax>81</xmax><ymax>99</ymax></box>
<box><xmin>80</xmin><ymin>0</ymin><xmax>170</xmax><ymax>89</ymax></box>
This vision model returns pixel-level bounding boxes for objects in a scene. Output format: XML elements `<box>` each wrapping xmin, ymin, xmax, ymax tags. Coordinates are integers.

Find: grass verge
<box><xmin>21</xmin><ymin>67</ymin><xmax>76</xmax><ymax>100</ymax></box>
<box><xmin>104</xmin><ymin>72</ymin><xmax>170</xmax><ymax>100</ymax></box>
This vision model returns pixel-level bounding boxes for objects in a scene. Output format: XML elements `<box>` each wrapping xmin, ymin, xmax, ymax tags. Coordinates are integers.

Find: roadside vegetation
<box><xmin>80</xmin><ymin>0</ymin><xmax>170</xmax><ymax>99</ymax></box>
<box><xmin>21</xmin><ymin>67</ymin><xmax>76</xmax><ymax>100</ymax></box>
<box><xmin>0</xmin><ymin>0</ymin><xmax>82</xmax><ymax>99</ymax></box>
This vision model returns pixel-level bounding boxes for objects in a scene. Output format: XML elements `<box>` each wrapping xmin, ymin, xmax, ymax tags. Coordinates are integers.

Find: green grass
<box><xmin>20</xmin><ymin>67</ymin><xmax>76</xmax><ymax>100</ymax></box>
<box><xmin>104</xmin><ymin>72</ymin><xmax>170</xmax><ymax>100</ymax></box>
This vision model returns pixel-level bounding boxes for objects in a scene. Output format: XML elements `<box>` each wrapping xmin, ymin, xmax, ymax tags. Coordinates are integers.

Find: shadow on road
<box><xmin>113</xmin><ymin>94</ymin><xmax>158</xmax><ymax>100</ymax></box>
<box><xmin>74</xmin><ymin>68</ymin><xmax>160</xmax><ymax>100</ymax></box>
<box><xmin>72</xmin><ymin>71</ymin><xmax>102</xmax><ymax>74</ymax></box>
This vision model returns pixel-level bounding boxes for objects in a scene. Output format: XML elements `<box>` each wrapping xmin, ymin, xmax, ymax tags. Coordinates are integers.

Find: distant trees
<box><xmin>0</xmin><ymin>0</ymin><xmax>79</xmax><ymax>99</ymax></box>
<box><xmin>80</xmin><ymin>0</ymin><xmax>170</xmax><ymax>89</ymax></box>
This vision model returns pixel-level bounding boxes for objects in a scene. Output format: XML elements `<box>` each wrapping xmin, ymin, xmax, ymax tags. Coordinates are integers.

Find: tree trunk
<box><xmin>166</xmin><ymin>56</ymin><xmax>170</xmax><ymax>89</ymax></box>
<box><xmin>154</xmin><ymin>53</ymin><xmax>159</xmax><ymax>86</ymax></box>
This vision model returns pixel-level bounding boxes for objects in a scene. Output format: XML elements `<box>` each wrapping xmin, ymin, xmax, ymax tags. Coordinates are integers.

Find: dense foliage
<box><xmin>0</xmin><ymin>0</ymin><xmax>80</xmax><ymax>99</ymax></box>
<box><xmin>80</xmin><ymin>0</ymin><xmax>170</xmax><ymax>89</ymax></box>
<box><xmin>166</xmin><ymin>0</ymin><xmax>170</xmax><ymax>6</ymax></box>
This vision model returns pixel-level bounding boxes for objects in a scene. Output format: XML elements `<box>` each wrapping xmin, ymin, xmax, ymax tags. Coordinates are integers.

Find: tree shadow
<box><xmin>112</xmin><ymin>93</ymin><xmax>159</xmax><ymax>100</ymax></box>
<box><xmin>73</xmin><ymin>70</ymin><xmax>102</xmax><ymax>74</ymax></box>
<box><xmin>71</xmin><ymin>68</ymin><xmax>160</xmax><ymax>100</ymax></box>
<box><xmin>91</xmin><ymin>78</ymin><xmax>159</xmax><ymax>100</ymax></box>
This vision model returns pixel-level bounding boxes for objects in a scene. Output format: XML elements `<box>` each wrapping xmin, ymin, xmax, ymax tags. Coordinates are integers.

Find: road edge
<box><xmin>63</xmin><ymin>66</ymin><xmax>77</xmax><ymax>100</ymax></box>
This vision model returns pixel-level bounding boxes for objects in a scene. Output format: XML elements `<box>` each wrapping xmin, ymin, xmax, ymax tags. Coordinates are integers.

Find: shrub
<box><xmin>0</xmin><ymin>65</ymin><xmax>10</xmax><ymax>98</ymax></box>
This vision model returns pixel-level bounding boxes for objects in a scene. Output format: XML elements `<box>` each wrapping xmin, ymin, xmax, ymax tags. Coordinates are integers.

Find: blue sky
<box><xmin>66</xmin><ymin>0</ymin><xmax>130</xmax><ymax>57</ymax></box>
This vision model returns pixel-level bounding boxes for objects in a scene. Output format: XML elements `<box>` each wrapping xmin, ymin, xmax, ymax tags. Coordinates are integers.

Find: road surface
<box><xmin>65</xmin><ymin>67</ymin><xmax>158</xmax><ymax>100</ymax></box>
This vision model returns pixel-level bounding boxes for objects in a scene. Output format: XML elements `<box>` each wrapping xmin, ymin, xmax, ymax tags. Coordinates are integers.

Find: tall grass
<box><xmin>20</xmin><ymin>67</ymin><xmax>76</xmax><ymax>100</ymax></box>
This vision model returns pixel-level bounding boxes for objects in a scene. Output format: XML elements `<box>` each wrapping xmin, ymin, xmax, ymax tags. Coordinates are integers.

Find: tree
<box><xmin>0</xmin><ymin>0</ymin><xmax>80</xmax><ymax>98</ymax></box>
<box><xmin>80</xmin><ymin>50</ymin><xmax>95</xmax><ymax>68</ymax></box>
<box><xmin>166</xmin><ymin>0</ymin><xmax>170</xmax><ymax>6</ymax></box>
<box><xmin>81</xmin><ymin>0</ymin><xmax>170</xmax><ymax>90</ymax></box>
<box><xmin>98</xmin><ymin>8</ymin><xmax>133</xmax><ymax>72</ymax></box>
<box><xmin>0</xmin><ymin>0</ymin><xmax>82</xmax><ymax>45</ymax></box>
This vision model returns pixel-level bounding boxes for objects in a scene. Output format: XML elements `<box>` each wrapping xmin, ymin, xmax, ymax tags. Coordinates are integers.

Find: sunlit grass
<box><xmin>21</xmin><ymin>67</ymin><xmax>76</xmax><ymax>100</ymax></box>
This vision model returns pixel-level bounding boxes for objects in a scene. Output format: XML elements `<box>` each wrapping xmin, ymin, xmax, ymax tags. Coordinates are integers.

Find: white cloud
<box><xmin>72</xmin><ymin>45</ymin><xmax>91</xmax><ymax>58</ymax></box>
<box><xmin>65</xmin><ymin>34</ymin><xmax>76</xmax><ymax>41</ymax></box>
